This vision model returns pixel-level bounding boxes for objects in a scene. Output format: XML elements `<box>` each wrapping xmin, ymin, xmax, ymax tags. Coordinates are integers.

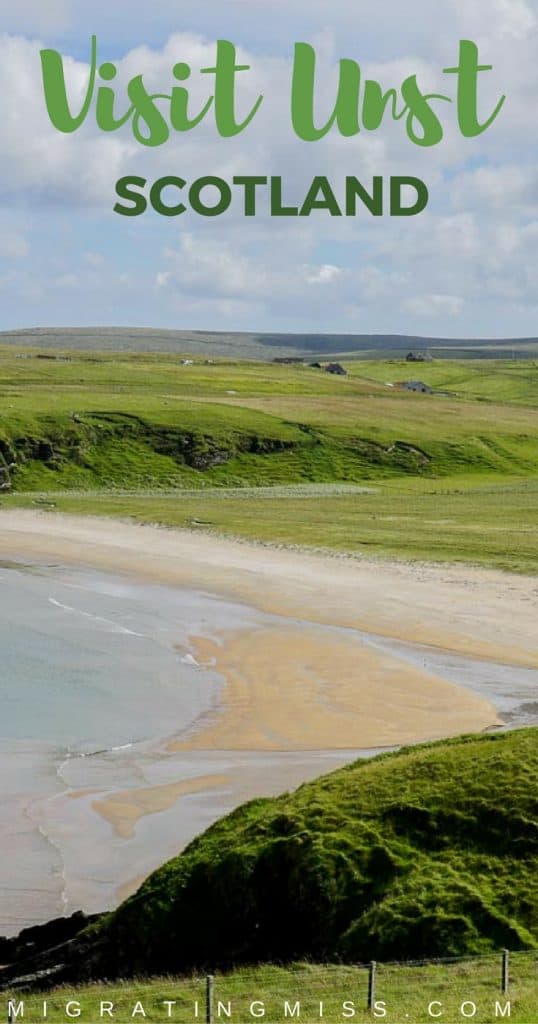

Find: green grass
<box><xmin>1</xmin><ymin>349</ymin><xmax>537</xmax><ymax>571</ymax></box>
<box><xmin>5</xmin><ymin>955</ymin><xmax>538</xmax><ymax>1023</ymax></box>
<box><xmin>4</xmin><ymin>731</ymin><xmax>535</xmax><ymax>990</ymax></box>
<box><xmin>347</xmin><ymin>358</ymin><xmax>538</xmax><ymax>406</ymax></box>
<box><xmin>3</xmin><ymin>475</ymin><xmax>538</xmax><ymax>573</ymax></box>
<box><xmin>1</xmin><ymin>351</ymin><xmax>538</xmax><ymax>489</ymax></box>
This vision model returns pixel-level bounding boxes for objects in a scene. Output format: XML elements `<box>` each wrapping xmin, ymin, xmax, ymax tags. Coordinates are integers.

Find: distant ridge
<box><xmin>1</xmin><ymin>326</ymin><xmax>537</xmax><ymax>360</ymax></box>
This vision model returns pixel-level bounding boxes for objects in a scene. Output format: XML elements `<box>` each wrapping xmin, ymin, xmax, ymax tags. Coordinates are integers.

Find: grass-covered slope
<box><xmin>52</xmin><ymin>730</ymin><xmax>537</xmax><ymax>982</ymax></box>
<box><xmin>2</xmin><ymin>350</ymin><xmax>538</xmax><ymax>571</ymax></box>
<box><xmin>1</xmin><ymin>351</ymin><xmax>538</xmax><ymax>492</ymax></box>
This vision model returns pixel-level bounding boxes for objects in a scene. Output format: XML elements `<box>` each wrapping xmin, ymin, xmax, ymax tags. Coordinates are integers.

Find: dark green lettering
<box><xmin>300</xmin><ymin>177</ymin><xmax>342</xmax><ymax>216</ymax></box>
<box><xmin>189</xmin><ymin>176</ymin><xmax>232</xmax><ymax>216</ymax></box>
<box><xmin>150</xmin><ymin>176</ymin><xmax>186</xmax><ymax>216</ymax></box>
<box><xmin>390</xmin><ymin>176</ymin><xmax>429</xmax><ymax>216</ymax></box>
<box><xmin>271</xmin><ymin>177</ymin><xmax>298</xmax><ymax>216</ymax></box>
<box><xmin>233</xmin><ymin>176</ymin><xmax>268</xmax><ymax>216</ymax></box>
<box><xmin>114</xmin><ymin>176</ymin><xmax>147</xmax><ymax>216</ymax></box>
<box><xmin>346</xmin><ymin>177</ymin><xmax>383</xmax><ymax>216</ymax></box>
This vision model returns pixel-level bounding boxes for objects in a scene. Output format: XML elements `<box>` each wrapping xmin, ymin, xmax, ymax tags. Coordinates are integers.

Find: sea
<box><xmin>0</xmin><ymin>559</ymin><xmax>536</xmax><ymax>938</ymax></box>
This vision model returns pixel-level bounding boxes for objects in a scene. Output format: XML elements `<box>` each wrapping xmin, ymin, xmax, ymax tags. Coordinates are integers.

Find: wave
<box><xmin>48</xmin><ymin>598</ymin><xmax>146</xmax><ymax>637</ymax></box>
<box><xmin>63</xmin><ymin>742</ymin><xmax>135</xmax><ymax>760</ymax></box>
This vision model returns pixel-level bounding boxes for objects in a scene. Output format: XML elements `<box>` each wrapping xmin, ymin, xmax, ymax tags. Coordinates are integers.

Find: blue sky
<box><xmin>0</xmin><ymin>0</ymin><xmax>537</xmax><ymax>336</ymax></box>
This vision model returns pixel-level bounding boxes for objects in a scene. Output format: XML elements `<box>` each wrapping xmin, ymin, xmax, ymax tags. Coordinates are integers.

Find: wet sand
<box><xmin>175</xmin><ymin>626</ymin><xmax>496</xmax><ymax>751</ymax></box>
<box><xmin>0</xmin><ymin>509</ymin><xmax>536</xmax><ymax>934</ymax></box>
<box><xmin>91</xmin><ymin>775</ymin><xmax>230</xmax><ymax>839</ymax></box>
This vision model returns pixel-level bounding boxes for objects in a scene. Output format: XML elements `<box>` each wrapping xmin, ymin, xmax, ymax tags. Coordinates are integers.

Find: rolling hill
<box><xmin>2</xmin><ymin>327</ymin><xmax>538</xmax><ymax>360</ymax></box>
<box><xmin>1</xmin><ymin>730</ymin><xmax>536</xmax><ymax>987</ymax></box>
<box><xmin>2</xmin><ymin>350</ymin><xmax>538</xmax><ymax>571</ymax></box>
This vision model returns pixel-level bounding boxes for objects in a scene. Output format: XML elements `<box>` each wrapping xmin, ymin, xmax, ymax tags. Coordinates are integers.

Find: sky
<box><xmin>0</xmin><ymin>0</ymin><xmax>537</xmax><ymax>337</ymax></box>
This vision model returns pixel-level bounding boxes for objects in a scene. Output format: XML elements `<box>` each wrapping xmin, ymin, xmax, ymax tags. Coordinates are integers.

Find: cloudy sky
<box><xmin>0</xmin><ymin>0</ymin><xmax>537</xmax><ymax>336</ymax></box>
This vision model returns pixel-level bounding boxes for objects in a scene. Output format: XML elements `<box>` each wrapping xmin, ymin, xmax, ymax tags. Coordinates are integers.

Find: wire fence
<box><xmin>4</xmin><ymin>950</ymin><xmax>537</xmax><ymax>1024</ymax></box>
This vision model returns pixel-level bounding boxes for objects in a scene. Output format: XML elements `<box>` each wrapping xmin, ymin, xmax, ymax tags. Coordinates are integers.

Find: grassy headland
<box><xmin>2</xmin><ymin>730</ymin><xmax>536</xmax><ymax>989</ymax></box>
<box><xmin>85</xmin><ymin>730</ymin><xmax>538</xmax><ymax>973</ymax></box>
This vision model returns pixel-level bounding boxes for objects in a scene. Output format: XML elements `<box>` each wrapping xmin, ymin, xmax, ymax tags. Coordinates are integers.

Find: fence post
<box><xmin>501</xmin><ymin>950</ymin><xmax>509</xmax><ymax>995</ymax></box>
<box><xmin>368</xmin><ymin>961</ymin><xmax>377</xmax><ymax>1011</ymax></box>
<box><xmin>206</xmin><ymin>974</ymin><xmax>215</xmax><ymax>1024</ymax></box>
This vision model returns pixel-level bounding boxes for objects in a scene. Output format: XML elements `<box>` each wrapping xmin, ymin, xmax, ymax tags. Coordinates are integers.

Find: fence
<box><xmin>5</xmin><ymin>950</ymin><xmax>537</xmax><ymax>1024</ymax></box>
<box><xmin>204</xmin><ymin>953</ymin><xmax>536</xmax><ymax>1023</ymax></box>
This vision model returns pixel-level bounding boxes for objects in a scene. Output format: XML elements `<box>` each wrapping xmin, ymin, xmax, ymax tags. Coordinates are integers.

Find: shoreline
<box><xmin>0</xmin><ymin>509</ymin><xmax>537</xmax><ymax>669</ymax></box>
<box><xmin>1</xmin><ymin>508</ymin><xmax>537</xmax><ymax>933</ymax></box>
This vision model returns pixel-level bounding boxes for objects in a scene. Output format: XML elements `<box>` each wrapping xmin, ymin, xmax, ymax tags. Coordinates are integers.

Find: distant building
<box><xmin>400</xmin><ymin>380</ymin><xmax>433</xmax><ymax>394</ymax></box>
<box><xmin>406</xmin><ymin>352</ymin><xmax>433</xmax><ymax>363</ymax></box>
<box><xmin>325</xmin><ymin>363</ymin><xmax>347</xmax><ymax>376</ymax></box>
<box><xmin>273</xmin><ymin>357</ymin><xmax>305</xmax><ymax>364</ymax></box>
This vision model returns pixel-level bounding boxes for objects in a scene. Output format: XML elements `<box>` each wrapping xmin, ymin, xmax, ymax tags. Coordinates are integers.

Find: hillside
<box><xmin>1</xmin><ymin>730</ymin><xmax>536</xmax><ymax>986</ymax></box>
<box><xmin>1</xmin><ymin>352</ymin><xmax>538</xmax><ymax>494</ymax></box>
<box><xmin>2</xmin><ymin>327</ymin><xmax>538</xmax><ymax>360</ymax></box>
<box><xmin>2</xmin><ymin>351</ymin><xmax>538</xmax><ymax>571</ymax></box>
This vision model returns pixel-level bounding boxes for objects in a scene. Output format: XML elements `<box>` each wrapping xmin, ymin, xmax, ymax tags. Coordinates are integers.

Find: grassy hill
<box><xmin>1</xmin><ymin>350</ymin><xmax>538</xmax><ymax>571</ymax></box>
<box><xmin>2</xmin><ymin>730</ymin><xmax>536</xmax><ymax>988</ymax></box>
<box><xmin>1</xmin><ymin>352</ymin><xmax>537</xmax><ymax>494</ymax></box>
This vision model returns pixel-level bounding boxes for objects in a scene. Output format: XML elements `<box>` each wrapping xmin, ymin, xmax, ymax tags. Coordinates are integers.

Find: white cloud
<box><xmin>304</xmin><ymin>264</ymin><xmax>341</xmax><ymax>285</ymax></box>
<box><xmin>0</xmin><ymin>35</ymin><xmax>134</xmax><ymax>206</ymax></box>
<box><xmin>452</xmin><ymin>165</ymin><xmax>538</xmax><ymax>211</ymax></box>
<box><xmin>157</xmin><ymin>234</ymin><xmax>302</xmax><ymax>300</ymax></box>
<box><xmin>404</xmin><ymin>293</ymin><xmax>464</xmax><ymax>318</ymax></box>
<box><xmin>0</xmin><ymin>1</ymin><xmax>455</xmax><ymax>55</ymax></box>
<box><xmin>452</xmin><ymin>0</ymin><xmax>536</xmax><ymax>41</ymax></box>
<box><xmin>0</xmin><ymin>14</ymin><xmax>523</xmax><ymax>212</ymax></box>
<box><xmin>0</xmin><ymin>2</ymin><xmax>537</xmax><ymax>335</ymax></box>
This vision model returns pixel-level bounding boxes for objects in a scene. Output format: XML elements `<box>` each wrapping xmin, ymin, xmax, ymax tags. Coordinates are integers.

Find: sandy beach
<box><xmin>0</xmin><ymin>508</ymin><xmax>537</xmax><ymax>933</ymax></box>
<box><xmin>178</xmin><ymin>626</ymin><xmax>495</xmax><ymax>750</ymax></box>
<box><xmin>0</xmin><ymin>508</ymin><xmax>537</xmax><ymax>668</ymax></box>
